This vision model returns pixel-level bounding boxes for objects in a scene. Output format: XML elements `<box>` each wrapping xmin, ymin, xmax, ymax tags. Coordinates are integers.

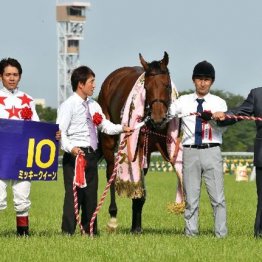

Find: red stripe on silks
<box><xmin>16</xmin><ymin>216</ymin><xmax>29</xmax><ymax>227</ymax></box>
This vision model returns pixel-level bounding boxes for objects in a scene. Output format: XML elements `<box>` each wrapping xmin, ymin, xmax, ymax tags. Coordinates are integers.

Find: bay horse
<box><xmin>98</xmin><ymin>52</ymin><xmax>174</xmax><ymax>233</ymax></box>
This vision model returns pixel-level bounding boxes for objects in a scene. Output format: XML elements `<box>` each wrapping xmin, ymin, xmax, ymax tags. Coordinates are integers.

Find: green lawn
<box><xmin>0</xmin><ymin>169</ymin><xmax>262</xmax><ymax>262</ymax></box>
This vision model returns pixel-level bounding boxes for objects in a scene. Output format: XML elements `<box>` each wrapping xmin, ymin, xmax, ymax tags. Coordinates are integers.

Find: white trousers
<box><xmin>0</xmin><ymin>179</ymin><xmax>31</xmax><ymax>216</ymax></box>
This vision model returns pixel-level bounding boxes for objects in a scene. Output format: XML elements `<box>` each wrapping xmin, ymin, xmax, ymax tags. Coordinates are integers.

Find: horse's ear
<box><xmin>161</xmin><ymin>51</ymin><xmax>169</xmax><ymax>66</ymax></box>
<box><xmin>139</xmin><ymin>53</ymin><xmax>149</xmax><ymax>71</ymax></box>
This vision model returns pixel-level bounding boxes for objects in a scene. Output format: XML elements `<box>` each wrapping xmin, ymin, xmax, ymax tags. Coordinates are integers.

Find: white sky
<box><xmin>1</xmin><ymin>0</ymin><xmax>262</xmax><ymax>108</ymax></box>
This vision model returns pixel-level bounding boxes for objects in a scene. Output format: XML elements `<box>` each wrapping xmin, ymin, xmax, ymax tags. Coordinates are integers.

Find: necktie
<box><xmin>195</xmin><ymin>98</ymin><xmax>204</xmax><ymax>145</ymax></box>
<box><xmin>83</xmin><ymin>101</ymin><xmax>97</xmax><ymax>150</ymax></box>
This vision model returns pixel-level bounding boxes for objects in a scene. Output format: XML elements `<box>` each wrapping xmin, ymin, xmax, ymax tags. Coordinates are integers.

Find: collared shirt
<box><xmin>56</xmin><ymin>92</ymin><xmax>124</xmax><ymax>153</ymax></box>
<box><xmin>0</xmin><ymin>87</ymin><xmax>39</xmax><ymax>121</ymax></box>
<box><xmin>169</xmin><ymin>92</ymin><xmax>227</xmax><ymax>145</ymax></box>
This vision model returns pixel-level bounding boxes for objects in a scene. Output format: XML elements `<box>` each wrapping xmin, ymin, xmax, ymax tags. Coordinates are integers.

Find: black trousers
<box><xmin>254</xmin><ymin>167</ymin><xmax>262</xmax><ymax>236</ymax></box>
<box><xmin>61</xmin><ymin>149</ymin><xmax>98</xmax><ymax>235</ymax></box>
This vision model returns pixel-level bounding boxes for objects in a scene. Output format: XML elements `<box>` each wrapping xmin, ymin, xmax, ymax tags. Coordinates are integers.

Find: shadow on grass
<box><xmin>0</xmin><ymin>229</ymin><xmax>61</xmax><ymax>238</ymax></box>
<box><xmin>0</xmin><ymin>228</ymin><xmax>227</xmax><ymax>238</ymax></box>
<box><xmin>107</xmin><ymin>227</ymin><xmax>226</xmax><ymax>238</ymax></box>
<box><xmin>0</xmin><ymin>230</ymin><xmax>17</xmax><ymax>237</ymax></box>
<box><xmin>116</xmin><ymin>227</ymin><xmax>184</xmax><ymax>236</ymax></box>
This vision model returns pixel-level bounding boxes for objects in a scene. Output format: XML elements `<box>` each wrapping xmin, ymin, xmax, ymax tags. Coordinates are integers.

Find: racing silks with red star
<box><xmin>0</xmin><ymin>87</ymin><xmax>39</xmax><ymax>121</ymax></box>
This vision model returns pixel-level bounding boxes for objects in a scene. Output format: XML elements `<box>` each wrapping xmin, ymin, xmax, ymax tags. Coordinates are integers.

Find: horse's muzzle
<box><xmin>150</xmin><ymin>117</ymin><xmax>168</xmax><ymax>130</ymax></box>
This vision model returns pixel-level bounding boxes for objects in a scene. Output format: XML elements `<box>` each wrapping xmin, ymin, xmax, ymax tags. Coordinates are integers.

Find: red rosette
<box><xmin>92</xmin><ymin>112</ymin><xmax>103</xmax><ymax>126</ymax></box>
<box><xmin>21</xmin><ymin>107</ymin><xmax>33</xmax><ymax>120</ymax></box>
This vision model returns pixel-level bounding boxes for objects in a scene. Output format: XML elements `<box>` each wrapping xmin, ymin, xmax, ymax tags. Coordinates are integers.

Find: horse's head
<box><xmin>140</xmin><ymin>52</ymin><xmax>171</xmax><ymax>129</ymax></box>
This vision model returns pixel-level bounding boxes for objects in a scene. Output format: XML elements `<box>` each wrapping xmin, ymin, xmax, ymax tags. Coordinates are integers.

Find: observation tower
<box><xmin>56</xmin><ymin>0</ymin><xmax>90</xmax><ymax>106</ymax></box>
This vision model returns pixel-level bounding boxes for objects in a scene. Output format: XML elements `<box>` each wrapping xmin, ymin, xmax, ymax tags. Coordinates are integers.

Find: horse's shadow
<box><xmin>111</xmin><ymin>227</ymin><xmax>183</xmax><ymax>236</ymax></box>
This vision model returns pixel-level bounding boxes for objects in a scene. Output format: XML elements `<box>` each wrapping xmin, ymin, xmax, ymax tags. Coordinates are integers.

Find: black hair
<box><xmin>71</xmin><ymin>66</ymin><xmax>95</xmax><ymax>91</ymax></box>
<box><xmin>0</xmin><ymin>58</ymin><xmax>22</xmax><ymax>75</ymax></box>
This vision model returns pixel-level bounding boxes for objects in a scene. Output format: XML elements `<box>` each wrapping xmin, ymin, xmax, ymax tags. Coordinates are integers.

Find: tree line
<box><xmin>38</xmin><ymin>90</ymin><xmax>256</xmax><ymax>152</ymax></box>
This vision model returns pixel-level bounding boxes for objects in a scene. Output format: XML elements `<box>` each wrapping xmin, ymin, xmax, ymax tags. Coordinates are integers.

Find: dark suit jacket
<box><xmin>219</xmin><ymin>87</ymin><xmax>262</xmax><ymax>167</ymax></box>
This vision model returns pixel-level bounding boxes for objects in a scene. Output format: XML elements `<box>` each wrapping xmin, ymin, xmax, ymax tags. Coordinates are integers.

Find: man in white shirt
<box><xmin>169</xmin><ymin>61</ymin><xmax>228</xmax><ymax>238</ymax></box>
<box><xmin>57</xmin><ymin>65</ymin><xmax>132</xmax><ymax>235</ymax></box>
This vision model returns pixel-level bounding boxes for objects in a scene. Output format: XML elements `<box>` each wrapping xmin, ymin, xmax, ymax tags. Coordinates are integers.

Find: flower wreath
<box><xmin>92</xmin><ymin>112</ymin><xmax>103</xmax><ymax>126</ymax></box>
<box><xmin>21</xmin><ymin>107</ymin><xmax>33</xmax><ymax>120</ymax></box>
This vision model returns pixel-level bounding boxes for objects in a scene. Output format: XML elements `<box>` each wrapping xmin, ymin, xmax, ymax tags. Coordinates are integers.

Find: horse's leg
<box><xmin>105</xmin><ymin>156</ymin><xmax>117</xmax><ymax>218</ymax></box>
<box><xmin>101</xmin><ymin>134</ymin><xmax>118</xmax><ymax>230</ymax></box>
<box><xmin>131</xmin><ymin>197</ymin><xmax>145</xmax><ymax>233</ymax></box>
<box><xmin>106</xmin><ymin>160</ymin><xmax>118</xmax><ymax>231</ymax></box>
<box><xmin>131</xmin><ymin>168</ymin><xmax>147</xmax><ymax>234</ymax></box>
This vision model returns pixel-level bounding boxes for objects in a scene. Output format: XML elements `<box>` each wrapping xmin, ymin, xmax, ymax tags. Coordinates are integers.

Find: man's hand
<box><xmin>212</xmin><ymin>112</ymin><xmax>226</xmax><ymax>121</ymax></box>
<box><xmin>200</xmin><ymin>111</ymin><xmax>213</xmax><ymax>121</ymax></box>
<box><xmin>71</xmin><ymin>147</ymin><xmax>85</xmax><ymax>157</ymax></box>
<box><xmin>122</xmin><ymin>125</ymin><xmax>134</xmax><ymax>135</ymax></box>
<box><xmin>55</xmin><ymin>130</ymin><xmax>61</xmax><ymax>141</ymax></box>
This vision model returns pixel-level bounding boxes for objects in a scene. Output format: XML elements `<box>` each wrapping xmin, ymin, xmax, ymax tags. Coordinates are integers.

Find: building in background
<box><xmin>56</xmin><ymin>0</ymin><xmax>90</xmax><ymax>106</ymax></box>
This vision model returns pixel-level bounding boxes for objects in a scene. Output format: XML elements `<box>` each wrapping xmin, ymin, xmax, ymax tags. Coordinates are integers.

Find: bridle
<box><xmin>147</xmin><ymin>98</ymin><xmax>170</xmax><ymax>110</ymax></box>
<box><xmin>144</xmin><ymin>71</ymin><xmax>172</xmax><ymax>127</ymax></box>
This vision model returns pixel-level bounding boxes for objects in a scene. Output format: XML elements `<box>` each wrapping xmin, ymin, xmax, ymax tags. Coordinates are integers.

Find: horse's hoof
<box><xmin>130</xmin><ymin>227</ymin><xmax>143</xmax><ymax>234</ymax></box>
<box><xmin>106</xmin><ymin>217</ymin><xmax>118</xmax><ymax>232</ymax></box>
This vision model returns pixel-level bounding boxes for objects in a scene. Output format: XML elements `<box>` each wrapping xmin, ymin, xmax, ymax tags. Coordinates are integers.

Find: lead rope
<box><xmin>142</xmin><ymin>127</ymin><xmax>149</xmax><ymax>168</ymax></box>
<box><xmin>89</xmin><ymin>117</ymin><xmax>150</xmax><ymax>237</ymax></box>
<box><xmin>73</xmin><ymin>181</ymin><xmax>86</xmax><ymax>235</ymax></box>
<box><xmin>89</xmin><ymin>127</ymin><xmax>175</xmax><ymax>237</ymax></box>
<box><xmin>223</xmin><ymin>114</ymin><xmax>262</xmax><ymax>121</ymax></box>
<box><xmin>89</xmin><ymin>134</ymin><xmax>130</xmax><ymax>237</ymax></box>
<box><xmin>188</xmin><ymin>112</ymin><xmax>262</xmax><ymax>121</ymax></box>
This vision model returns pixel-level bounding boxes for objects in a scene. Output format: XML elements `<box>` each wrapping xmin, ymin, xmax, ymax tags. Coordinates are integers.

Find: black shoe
<box><xmin>254</xmin><ymin>229</ymin><xmax>262</xmax><ymax>238</ymax></box>
<box><xmin>17</xmin><ymin>226</ymin><xmax>29</xmax><ymax>237</ymax></box>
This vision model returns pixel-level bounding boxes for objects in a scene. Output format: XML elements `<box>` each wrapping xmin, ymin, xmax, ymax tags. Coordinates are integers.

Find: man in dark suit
<box><xmin>212</xmin><ymin>87</ymin><xmax>262</xmax><ymax>237</ymax></box>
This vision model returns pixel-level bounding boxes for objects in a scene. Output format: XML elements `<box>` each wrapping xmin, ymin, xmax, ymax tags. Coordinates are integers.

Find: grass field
<box><xmin>1</xmin><ymin>169</ymin><xmax>262</xmax><ymax>262</ymax></box>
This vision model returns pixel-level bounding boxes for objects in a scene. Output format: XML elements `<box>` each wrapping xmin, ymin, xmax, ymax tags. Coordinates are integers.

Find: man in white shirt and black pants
<box><xmin>57</xmin><ymin>66</ymin><xmax>132</xmax><ymax>235</ymax></box>
<box><xmin>169</xmin><ymin>61</ymin><xmax>228</xmax><ymax>238</ymax></box>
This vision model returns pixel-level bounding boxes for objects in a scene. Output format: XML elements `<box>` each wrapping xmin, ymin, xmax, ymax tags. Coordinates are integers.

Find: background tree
<box><xmin>35</xmin><ymin>105</ymin><xmax>63</xmax><ymax>155</ymax></box>
<box><xmin>36</xmin><ymin>104</ymin><xmax>57</xmax><ymax>123</ymax></box>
